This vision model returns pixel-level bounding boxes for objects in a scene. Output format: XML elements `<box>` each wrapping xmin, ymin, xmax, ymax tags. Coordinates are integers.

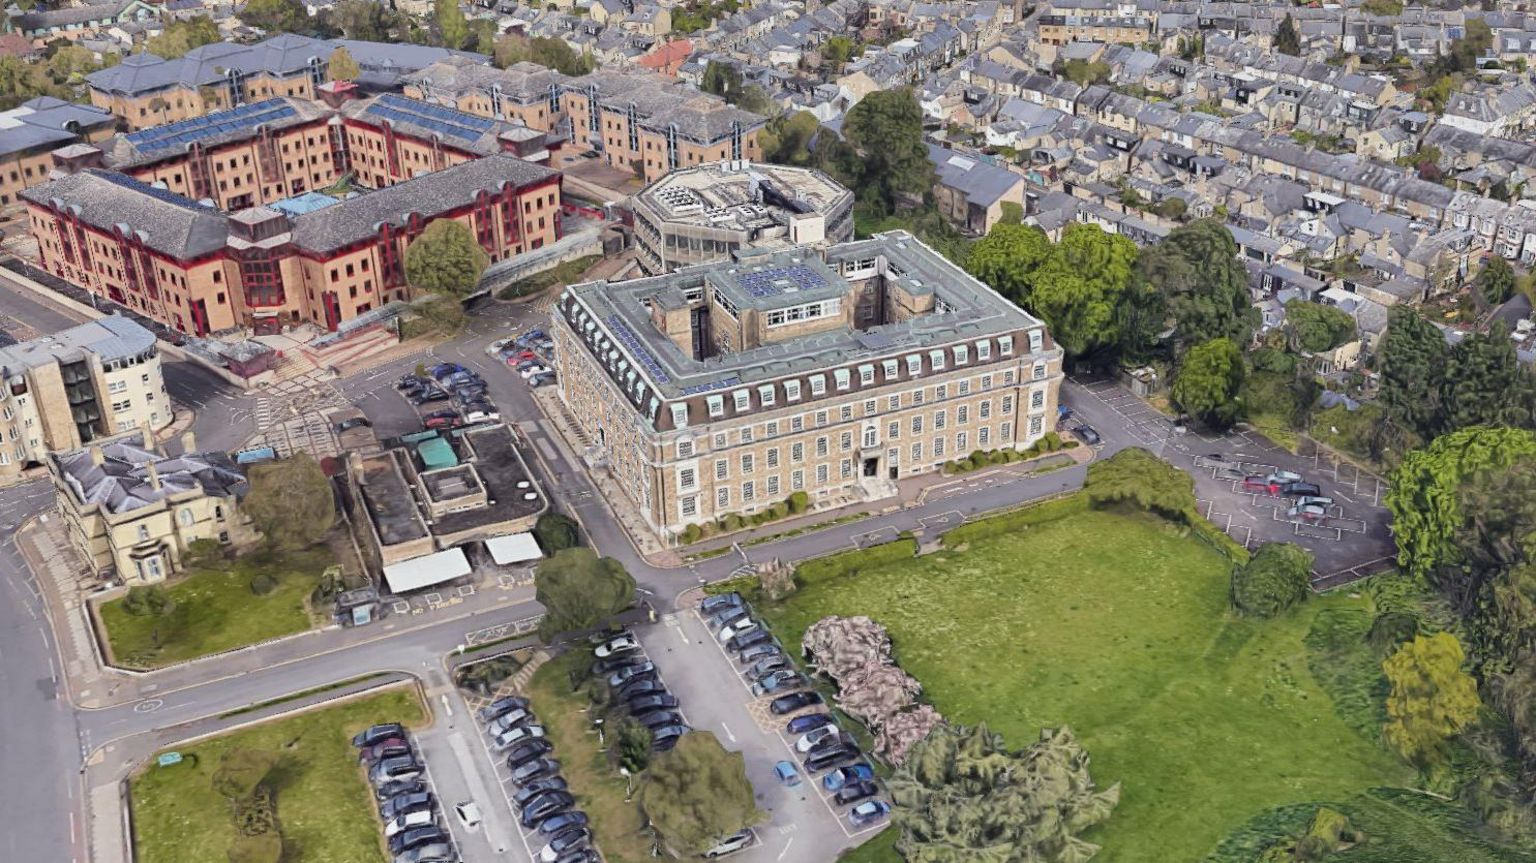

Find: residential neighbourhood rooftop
<box><xmin>54</xmin><ymin>440</ymin><xmax>247</xmax><ymax>515</ymax></box>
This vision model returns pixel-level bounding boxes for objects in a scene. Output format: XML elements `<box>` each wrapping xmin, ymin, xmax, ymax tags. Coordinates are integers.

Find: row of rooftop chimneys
<box><xmin>86</xmin><ymin>428</ymin><xmax>200</xmax><ymax>491</ymax></box>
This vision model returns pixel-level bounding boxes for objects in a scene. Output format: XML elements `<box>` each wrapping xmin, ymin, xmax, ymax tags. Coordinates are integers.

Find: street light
<box><xmin>619</xmin><ymin>766</ymin><xmax>632</xmax><ymax>801</ymax></box>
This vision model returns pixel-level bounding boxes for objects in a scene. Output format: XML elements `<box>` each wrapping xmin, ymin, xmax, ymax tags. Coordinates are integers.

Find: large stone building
<box><xmin>0</xmin><ymin>97</ymin><xmax>117</xmax><ymax>212</ymax></box>
<box><xmin>630</xmin><ymin>160</ymin><xmax>855</xmax><ymax>275</ymax></box>
<box><xmin>22</xmin><ymin>152</ymin><xmax>561</xmax><ymax>335</ymax></box>
<box><xmin>552</xmin><ymin>232</ymin><xmax>1065</xmax><ymax>539</ymax></box>
<box><xmin>404</xmin><ymin>58</ymin><xmax>766</xmax><ymax>183</ymax></box>
<box><xmin>85</xmin><ymin>34</ymin><xmax>479</xmax><ymax>129</ymax></box>
<box><xmin>0</xmin><ymin>316</ymin><xmax>169</xmax><ymax>482</ymax></box>
<box><xmin>51</xmin><ymin>436</ymin><xmax>255</xmax><ymax>583</ymax></box>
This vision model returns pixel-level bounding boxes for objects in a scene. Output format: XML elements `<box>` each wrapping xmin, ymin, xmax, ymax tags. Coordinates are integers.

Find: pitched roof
<box><xmin>21</xmin><ymin>170</ymin><xmax>229</xmax><ymax>259</ymax></box>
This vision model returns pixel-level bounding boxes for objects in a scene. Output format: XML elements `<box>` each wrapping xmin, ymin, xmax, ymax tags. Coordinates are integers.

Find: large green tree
<box><xmin>965</xmin><ymin>223</ymin><xmax>1052</xmax><ymax>306</ymax></box>
<box><xmin>1386</xmin><ymin>426</ymin><xmax>1536</xmax><ymax>580</ymax></box>
<box><xmin>1084</xmin><ymin>446</ymin><xmax>1196</xmax><ymax>520</ymax></box>
<box><xmin>534</xmin><ymin>548</ymin><xmax>635</xmax><ymax>640</ymax></box>
<box><xmin>433</xmin><ymin>0</ymin><xmax>469</xmax><ymax>49</ymax></box>
<box><xmin>1476</xmin><ymin>257</ymin><xmax>1517</xmax><ymax>306</ymax></box>
<box><xmin>839</xmin><ymin>88</ymin><xmax>935</xmax><ymax>214</ymax></box>
<box><xmin>326</xmin><ymin>46</ymin><xmax>361</xmax><ymax>82</ymax></box>
<box><xmin>1377</xmin><ymin>305</ymin><xmax>1448</xmax><ymax>441</ymax></box>
<box><xmin>1383</xmin><ymin>632</ymin><xmax>1482</xmax><ymax>765</ymax></box>
<box><xmin>889</xmin><ymin>723</ymin><xmax>1120</xmax><ymax>862</ymax></box>
<box><xmin>1138</xmin><ymin>220</ymin><xmax>1254</xmax><ymax>355</ymax></box>
<box><xmin>1027</xmin><ymin>224</ymin><xmax>1139</xmax><ymax>358</ymax></box>
<box><xmin>760</xmin><ymin>111</ymin><xmax>821</xmax><ymax>166</ymax></box>
<box><xmin>1172</xmin><ymin>337</ymin><xmax>1246</xmax><ymax>429</ymax></box>
<box><xmin>1285</xmin><ymin>300</ymin><xmax>1356</xmax><ymax>353</ymax></box>
<box><xmin>1275</xmin><ymin>13</ymin><xmax>1301</xmax><ymax>55</ymax></box>
<box><xmin>243</xmin><ymin>453</ymin><xmax>335</xmax><ymax>549</ymax></box>
<box><xmin>1231</xmin><ymin>543</ymin><xmax>1314</xmax><ymax>618</ymax></box>
<box><xmin>329</xmin><ymin>0</ymin><xmax>404</xmax><ymax>41</ymax></box>
<box><xmin>144</xmin><ymin>16</ymin><xmax>221</xmax><ymax>59</ymax></box>
<box><xmin>1441</xmin><ymin>325</ymin><xmax>1528</xmax><ymax>433</ymax></box>
<box><xmin>639</xmin><ymin>731</ymin><xmax>764</xmax><ymax>855</ymax></box>
<box><xmin>404</xmin><ymin>219</ymin><xmax>490</xmax><ymax>297</ymax></box>
<box><xmin>239</xmin><ymin>0</ymin><xmax>309</xmax><ymax>33</ymax></box>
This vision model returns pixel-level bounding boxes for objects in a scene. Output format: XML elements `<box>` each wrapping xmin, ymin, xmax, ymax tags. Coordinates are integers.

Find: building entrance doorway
<box><xmin>862</xmin><ymin>457</ymin><xmax>878</xmax><ymax>477</ymax></box>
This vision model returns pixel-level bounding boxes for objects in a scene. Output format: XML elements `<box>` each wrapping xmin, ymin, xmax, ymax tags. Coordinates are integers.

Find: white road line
<box><xmin>777</xmin><ymin>836</ymin><xmax>795</xmax><ymax>860</ymax></box>
<box><xmin>719</xmin><ymin>721</ymin><xmax>737</xmax><ymax>743</ymax></box>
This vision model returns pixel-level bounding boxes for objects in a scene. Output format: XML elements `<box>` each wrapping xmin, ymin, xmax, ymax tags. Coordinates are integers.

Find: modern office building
<box><xmin>85</xmin><ymin>34</ymin><xmax>480</xmax><ymax>129</ymax></box>
<box><xmin>0</xmin><ymin>316</ymin><xmax>169</xmax><ymax>482</ymax></box>
<box><xmin>22</xmin><ymin>152</ymin><xmax>562</xmax><ymax>335</ymax></box>
<box><xmin>551</xmin><ymin>232</ymin><xmax>1065</xmax><ymax>538</ymax></box>
<box><xmin>630</xmin><ymin>160</ymin><xmax>855</xmax><ymax>275</ymax></box>
<box><xmin>405</xmin><ymin>58</ymin><xmax>766</xmax><ymax>183</ymax></box>
<box><xmin>50</xmin><ymin>436</ymin><xmax>256</xmax><ymax>583</ymax></box>
<box><xmin>0</xmin><ymin>97</ymin><xmax>117</xmax><ymax>211</ymax></box>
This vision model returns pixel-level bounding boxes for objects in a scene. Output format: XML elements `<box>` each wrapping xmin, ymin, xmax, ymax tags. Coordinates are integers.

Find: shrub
<box><xmin>184</xmin><ymin>538</ymin><xmax>225</xmax><ymax>568</ymax></box>
<box><xmin>1367</xmin><ymin>610</ymin><xmax>1419</xmax><ymax>655</ymax></box>
<box><xmin>614</xmin><ymin>718</ymin><xmax>652</xmax><ymax>773</ymax></box>
<box><xmin>249</xmin><ymin>572</ymin><xmax>278</xmax><ymax>596</ymax></box>
<box><xmin>721</xmin><ymin>514</ymin><xmax>745</xmax><ymax>532</ymax></box>
<box><xmin>1042</xmin><ymin>431</ymin><xmax>1063</xmax><ymax>451</ymax></box>
<box><xmin>1231</xmin><ymin>543</ymin><xmax>1313</xmax><ymax>618</ymax></box>
<box><xmin>122</xmin><ymin>585</ymin><xmax>172</xmax><ymax>617</ymax></box>
<box><xmin>767</xmin><ymin>503</ymin><xmax>789</xmax><ymax>520</ymax></box>
<box><xmin>786</xmin><ymin>491</ymin><xmax>810</xmax><ymax>514</ymax></box>
<box><xmin>534</xmin><ymin>513</ymin><xmax>582</xmax><ymax>553</ymax></box>
<box><xmin>680</xmin><ymin>524</ymin><xmax>704</xmax><ymax>545</ymax></box>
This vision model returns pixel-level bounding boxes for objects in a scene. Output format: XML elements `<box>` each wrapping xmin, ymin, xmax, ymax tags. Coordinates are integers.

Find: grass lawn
<box><xmin>838</xmin><ymin>828</ymin><xmax>898</xmax><ymax>861</ymax></box>
<box><xmin>759</xmin><ymin>506</ymin><xmax>1416</xmax><ymax>863</ymax></box>
<box><xmin>527</xmin><ymin>652</ymin><xmax>653</xmax><ymax>863</ymax></box>
<box><xmin>99</xmin><ymin>546</ymin><xmax>333</xmax><ymax>668</ymax></box>
<box><xmin>130</xmin><ymin>686</ymin><xmax>426</xmax><ymax>863</ymax></box>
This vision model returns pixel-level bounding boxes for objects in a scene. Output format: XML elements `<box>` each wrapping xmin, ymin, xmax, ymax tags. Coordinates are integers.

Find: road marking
<box><xmin>719</xmin><ymin>721</ymin><xmax>737</xmax><ymax>743</ymax></box>
<box><xmin>778</xmin><ymin>836</ymin><xmax>795</xmax><ymax>860</ymax></box>
<box><xmin>440</xmin><ymin>694</ymin><xmax>453</xmax><ymax>718</ymax></box>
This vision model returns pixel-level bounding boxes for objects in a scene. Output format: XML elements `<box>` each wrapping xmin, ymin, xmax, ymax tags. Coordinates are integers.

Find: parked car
<box><xmin>848</xmin><ymin>800</ymin><xmax>891</xmax><ymax>827</ymax></box>
<box><xmin>636</xmin><ymin>710</ymin><xmax>684</xmax><ymax>729</ymax></box>
<box><xmin>795</xmin><ymin>726</ymin><xmax>840</xmax><ymax>753</ymax></box>
<box><xmin>651</xmin><ymin>724</ymin><xmax>689</xmax><ymax>751</ymax></box>
<box><xmin>615</xmin><ymin>677</ymin><xmax>665</xmax><ymax>701</ymax></box>
<box><xmin>487</xmin><ymin>709</ymin><xmax>535</xmax><ymax>735</ymax></box>
<box><xmin>388</xmin><ymin>824</ymin><xmax>447</xmax><ymax>855</ymax></box>
<box><xmin>748</xmin><ymin>655</ymin><xmax>790</xmax><ymax>678</ymax></box>
<box><xmin>1282</xmin><ymin>481</ymin><xmax>1322</xmax><ymax>497</ymax></box>
<box><xmin>375</xmin><ymin>778</ymin><xmax>426</xmax><ymax>802</ymax></box>
<box><xmin>529</xmin><ymin>372</ymin><xmax>556</xmax><ymax>388</ymax></box>
<box><xmin>454</xmin><ymin>801</ymin><xmax>481</xmax><ymax>830</ymax></box>
<box><xmin>395</xmin><ymin>842</ymin><xmax>455</xmax><ymax>863</ymax></box>
<box><xmin>506</xmin><ymin>739</ymin><xmax>555</xmax><ymax>769</ymax></box>
<box><xmin>769</xmin><ymin>691</ymin><xmax>823</xmax><ymax>714</ymax></box>
<box><xmin>384</xmin><ymin>809</ymin><xmax>436</xmax><ymax>838</ymax></box>
<box><xmin>335</xmin><ymin>416</ymin><xmax>372</xmax><ymax>433</ymax></box>
<box><xmin>511</xmin><ymin>757</ymin><xmax>561</xmax><ymax>786</ymax></box>
<box><xmin>719</xmin><ymin>619</ymin><xmax>759</xmax><ymax>643</ymax></box>
<box><xmin>397</xmin><ymin>375</ymin><xmax>424</xmax><ymax>390</ymax></box>
<box><xmin>1295</xmin><ymin>495</ymin><xmax>1334</xmax><ymax>509</ymax></box>
<box><xmin>520</xmin><ymin>365</ymin><xmax>552</xmax><ymax>380</ymax></box>
<box><xmin>354</xmin><ymin>723</ymin><xmax>406</xmax><ymax>748</ymax></box>
<box><xmin>410</xmin><ymin>388</ymin><xmax>451</xmax><ymax>405</ymax></box>
<box><xmin>738</xmin><ymin>644</ymin><xmax>782</xmax><ymax>665</ymax></box>
<box><xmin>513</xmin><ymin>778</ymin><xmax>567</xmax><ymax>808</ymax></box>
<box><xmin>751</xmin><ymin>670</ymin><xmax>804</xmax><ymax>696</ymax></box>
<box><xmin>478</xmin><ymin>696</ymin><xmax>530</xmax><ymax>722</ymax></box>
<box><xmin>490</xmin><ymin>724</ymin><xmax>546</xmax><ymax>752</ymax></box>
<box><xmin>1241</xmin><ymin>475</ymin><xmax>1274</xmax><ymax>493</ymax></box>
<box><xmin>786</xmin><ymin>713</ymin><xmax>835</xmax><ymax>735</ymax></box>
<box><xmin>520</xmin><ymin>791</ymin><xmax>575</xmax><ymax>827</ymax></box>
<box><xmin>379</xmin><ymin>791</ymin><xmax>433</xmax><ymax>822</ymax></box>
<box><xmin>423</xmin><ymin>415</ymin><xmax>462</xmax><ymax>431</ymax></box>
<box><xmin>1288</xmin><ymin>504</ymin><xmax>1328</xmax><ymax>523</ymax></box>
<box><xmin>594</xmin><ymin>633</ymin><xmax>640</xmax><ymax>658</ymax></box>
<box><xmin>362</xmin><ymin>738</ymin><xmax>411</xmax><ymax>764</ymax></box>
<box><xmin>592</xmin><ymin>655</ymin><xmax>646</xmax><ymax>676</ymax></box>
<box><xmin>1074</xmin><ymin>424</ymin><xmax>1102</xmax><ymax>445</ymax></box>
<box><xmin>538</xmin><ymin>827</ymin><xmax>592</xmax><ymax>863</ymax></box>
<box><xmin>704</xmin><ymin>830</ymin><xmax>754</xmax><ymax>858</ymax></box>
<box><xmin>699</xmin><ymin>592</ymin><xmax>743</xmax><ymax>615</ymax></box>
<box><xmin>625</xmin><ymin>694</ymin><xmax>680</xmax><ymax>716</ymax></box>
<box><xmin>835</xmin><ymin>781</ymin><xmax>879</xmax><ymax>806</ymax></box>
<box><xmin>774</xmin><ymin>760</ymin><xmax>801</xmax><ymax>787</ymax></box>
<box><xmin>727</xmin><ymin>629</ymin><xmax>773</xmax><ymax>653</ymax></box>
<box><xmin>607</xmin><ymin>661</ymin><xmax>656</xmax><ymax>687</ymax></box>
<box><xmin>706</xmin><ymin>606</ymin><xmax>751</xmax><ymax>631</ymax></box>
<box><xmin>423</xmin><ymin>409</ymin><xmax>460</xmax><ymax>420</ymax></box>
<box><xmin>804</xmin><ymin>745</ymin><xmax>859</xmax><ymax>772</ymax></box>
<box><xmin>370</xmin><ymin>756</ymin><xmax>423</xmax><ymax>785</ymax></box>
<box><xmin>822</xmin><ymin>763</ymin><xmax>875</xmax><ymax>792</ymax></box>
<box><xmin>1265</xmin><ymin>470</ymin><xmax>1303</xmax><ymax>485</ymax></box>
<box><xmin>538</xmin><ymin>811</ymin><xmax>589</xmax><ymax>836</ymax></box>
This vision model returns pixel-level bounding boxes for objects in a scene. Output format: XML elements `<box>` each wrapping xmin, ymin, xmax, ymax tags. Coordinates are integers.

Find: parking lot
<box><xmin>1064</xmin><ymin>377</ymin><xmax>1396</xmax><ymax>583</ymax></box>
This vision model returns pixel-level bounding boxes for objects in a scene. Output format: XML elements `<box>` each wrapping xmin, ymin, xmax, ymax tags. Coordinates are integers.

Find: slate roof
<box><xmin>55</xmin><ymin>440</ymin><xmax>247</xmax><ymax>515</ymax></box>
<box><xmin>21</xmin><ymin>170</ymin><xmax>229</xmax><ymax>260</ymax></box>
<box><xmin>0</xmin><ymin>315</ymin><xmax>156</xmax><ymax>374</ymax></box>
<box><xmin>927</xmin><ymin>143</ymin><xmax>1022</xmax><ymax>207</ymax></box>
<box><xmin>0</xmin><ymin>96</ymin><xmax>116</xmax><ymax>158</ymax></box>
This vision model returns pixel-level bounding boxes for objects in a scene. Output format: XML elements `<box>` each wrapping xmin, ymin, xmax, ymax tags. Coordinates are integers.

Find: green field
<box><xmin>130</xmin><ymin>687</ymin><xmax>426</xmax><ymax>863</ymax></box>
<box><xmin>760</xmin><ymin>505</ymin><xmax>1418</xmax><ymax>863</ymax></box>
<box><xmin>99</xmin><ymin>547</ymin><xmax>332</xmax><ymax>668</ymax></box>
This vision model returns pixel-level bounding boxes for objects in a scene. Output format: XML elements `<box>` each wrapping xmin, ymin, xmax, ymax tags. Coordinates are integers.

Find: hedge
<box><xmin>939</xmin><ymin>493</ymin><xmax>1090</xmax><ymax>548</ymax></box>
<box><xmin>794</xmin><ymin>533</ymin><xmax>919</xmax><ymax>588</ymax></box>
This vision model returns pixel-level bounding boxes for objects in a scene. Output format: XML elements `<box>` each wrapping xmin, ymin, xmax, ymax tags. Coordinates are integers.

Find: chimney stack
<box><xmin>146</xmin><ymin>460</ymin><xmax>161</xmax><ymax>491</ymax></box>
<box><xmin>181</xmin><ymin>431</ymin><xmax>196</xmax><ymax>454</ymax></box>
<box><xmin>89</xmin><ymin>445</ymin><xmax>105</xmax><ymax>467</ymax></box>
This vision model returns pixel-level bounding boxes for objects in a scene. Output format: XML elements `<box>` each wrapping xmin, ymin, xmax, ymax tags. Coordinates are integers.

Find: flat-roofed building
<box><xmin>630</xmin><ymin>160</ymin><xmax>855</xmax><ymax>275</ymax></box>
<box><xmin>405</xmin><ymin>58</ymin><xmax>766</xmax><ymax>183</ymax></box>
<box><xmin>552</xmin><ymin>231</ymin><xmax>1065</xmax><ymax>538</ymax></box>
<box><xmin>22</xmin><ymin>152</ymin><xmax>561</xmax><ymax>335</ymax></box>
<box><xmin>0</xmin><ymin>316</ymin><xmax>170</xmax><ymax>482</ymax></box>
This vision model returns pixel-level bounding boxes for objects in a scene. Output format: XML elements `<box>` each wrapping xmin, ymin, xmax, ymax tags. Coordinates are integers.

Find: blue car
<box><xmin>430</xmin><ymin>362</ymin><xmax>466</xmax><ymax>379</ymax></box>
<box><xmin>774</xmin><ymin>760</ymin><xmax>801</xmax><ymax>787</ymax></box>
<box><xmin>786</xmin><ymin>713</ymin><xmax>835</xmax><ymax>736</ymax></box>
<box><xmin>848</xmin><ymin>800</ymin><xmax>890</xmax><ymax>828</ymax></box>
<box><xmin>822</xmin><ymin>763</ymin><xmax>875</xmax><ymax>792</ymax></box>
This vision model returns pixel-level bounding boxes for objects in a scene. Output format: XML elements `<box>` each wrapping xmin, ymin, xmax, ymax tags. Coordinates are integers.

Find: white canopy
<box><xmin>383</xmin><ymin>548</ymin><xmax>471</xmax><ymax>594</ymax></box>
<box><xmin>486</xmin><ymin>532</ymin><xmax>543</xmax><ymax>565</ymax></box>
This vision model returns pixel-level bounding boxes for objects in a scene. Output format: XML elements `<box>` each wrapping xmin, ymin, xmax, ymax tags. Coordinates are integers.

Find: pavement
<box><xmin>0</xmin><ymin>267</ymin><xmax>1406</xmax><ymax>863</ymax></box>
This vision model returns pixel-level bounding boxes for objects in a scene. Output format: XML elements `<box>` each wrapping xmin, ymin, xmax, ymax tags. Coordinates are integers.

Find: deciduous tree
<box><xmin>239</xmin><ymin>0</ymin><xmax>308</xmax><ymax>33</ymax></box>
<box><xmin>405</xmin><ymin>219</ymin><xmax>490</xmax><ymax>297</ymax></box>
<box><xmin>1172</xmin><ymin>337</ymin><xmax>1246</xmax><ymax>429</ymax></box>
<box><xmin>144</xmin><ymin>16</ymin><xmax>220</xmax><ymax>59</ymax></box>
<box><xmin>1140</xmin><ymin>220</ymin><xmax>1255</xmax><ymax>355</ymax></box>
<box><xmin>1382</xmin><ymin>632</ymin><xmax>1482</xmax><ymax>765</ymax></box>
<box><xmin>535</xmin><ymin>548</ymin><xmax>635</xmax><ymax>640</ymax></box>
<box><xmin>839</xmin><ymin>88</ymin><xmax>935</xmax><ymax>214</ymax></box>
<box><xmin>965</xmin><ymin>223</ymin><xmax>1051</xmax><ymax>306</ymax></box>
<box><xmin>1027</xmin><ymin>224</ymin><xmax>1138</xmax><ymax>358</ymax></box>
<box><xmin>243</xmin><ymin>453</ymin><xmax>335</xmax><ymax>549</ymax></box>
<box><xmin>326</xmin><ymin>46</ymin><xmax>361</xmax><ymax>82</ymax></box>
<box><xmin>1441</xmin><ymin>324</ymin><xmax>1528</xmax><ymax>433</ymax></box>
<box><xmin>640</xmin><ymin>731</ymin><xmax>764</xmax><ymax>855</ymax></box>
<box><xmin>1084</xmin><ymin>446</ymin><xmax>1195</xmax><ymax>520</ymax></box>
<box><xmin>433</xmin><ymin>0</ymin><xmax>469</xmax><ymax>49</ymax></box>
<box><xmin>1231</xmin><ymin>543</ymin><xmax>1313</xmax><ymax>618</ymax></box>
<box><xmin>1285</xmin><ymin>300</ymin><xmax>1356</xmax><ymax>353</ymax></box>
<box><xmin>1377</xmin><ymin>305</ymin><xmax>1448</xmax><ymax>440</ymax></box>
<box><xmin>1476</xmin><ymin>257</ymin><xmax>1517</xmax><ymax>306</ymax></box>
<box><xmin>533</xmin><ymin>513</ymin><xmax>581</xmax><ymax>554</ymax></box>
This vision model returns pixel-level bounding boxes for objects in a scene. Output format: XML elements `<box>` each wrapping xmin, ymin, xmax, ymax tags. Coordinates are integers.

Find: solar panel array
<box><xmin>606</xmin><ymin>315</ymin><xmax>671</xmax><ymax>384</ymax></box>
<box><xmin>369</xmin><ymin>93</ymin><xmax>495</xmax><ymax>144</ymax></box>
<box><xmin>96</xmin><ymin>170</ymin><xmax>210</xmax><ymax>210</ymax></box>
<box><xmin>680</xmin><ymin>377</ymin><xmax>740</xmax><ymax>396</ymax></box>
<box><xmin>124</xmin><ymin>101</ymin><xmax>299</xmax><ymax>154</ymax></box>
<box><xmin>735</xmin><ymin>264</ymin><xmax>825</xmax><ymax>299</ymax></box>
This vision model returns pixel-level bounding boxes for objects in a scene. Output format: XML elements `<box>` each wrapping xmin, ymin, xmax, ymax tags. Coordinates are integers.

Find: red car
<box><xmin>1242</xmin><ymin>475</ymin><xmax>1278</xmax><ymax>495</ymax></box>
<box><xmin>424</xmin><ymin>415</ymin><xmax>463</xmax><ymax>430</ymax></box>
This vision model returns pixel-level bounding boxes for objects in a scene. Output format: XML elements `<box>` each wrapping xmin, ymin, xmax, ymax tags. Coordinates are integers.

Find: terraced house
<box><xmin>405</xmin><ymin>57</ymin><xmax>766</xmax><ymax>182</ymax></box>
<box><xmin>552</xmin><ymin>232</ymin><xmax>1064</xmax><ymax>538</ymax></box>
<box><xmin>22</xmin><ymin>153</ymin><xmax>561</xmax><ymax>335</ymax></box>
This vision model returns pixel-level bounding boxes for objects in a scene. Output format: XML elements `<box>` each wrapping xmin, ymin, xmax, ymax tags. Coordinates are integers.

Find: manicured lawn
<box><xmin>130</xmin><ymin>687</ymin><xmax>426</xmax><ymax>863</ymax></box>
<box><xmin>527</xmin><ymin>652</ymin><xmax>653</xmax><ymax>863</ymax></box>
<box><xmin>99</xmin><ymin>546</ymin><xmax>333</xmax><ymax>668</ymax></box>
<box><xmin>759</xmin><ymin>506</ymin><xmax>1415</xmax><ymax>863</ymax></box>
<box><xmin>838</xmin><ymin>828</ymin><xmax>898</xmax><ymax>861</ymax></box>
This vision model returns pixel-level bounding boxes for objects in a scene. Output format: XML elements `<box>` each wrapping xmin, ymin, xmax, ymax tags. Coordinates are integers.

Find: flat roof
<box><xmin>0</xmin><ymin>315</ymin><xmax>157</xmax><ymax>374</ymax></box>
<box><xmin>359</xmin><ymin>451</ymin><xmax>429</xmax><ymax>546</ymax></box>
<box><xmin>634</xmin><ymin>160</ymin><xmax>852</xmax><ymax>235</ymax></box>
<box><xmin>383</xmin><ymin>547</ymin><xmax>470</xmax><ymax>593</ymax></box>
<box><xmin>429</xmin><ymin>425</ymin><xmax>546</xmax><ymax>534</ymax></box>
<box><xmin>486</xmin><ymin>532</ymin><xmax>543</xmax><ymax>565</ymax></box>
